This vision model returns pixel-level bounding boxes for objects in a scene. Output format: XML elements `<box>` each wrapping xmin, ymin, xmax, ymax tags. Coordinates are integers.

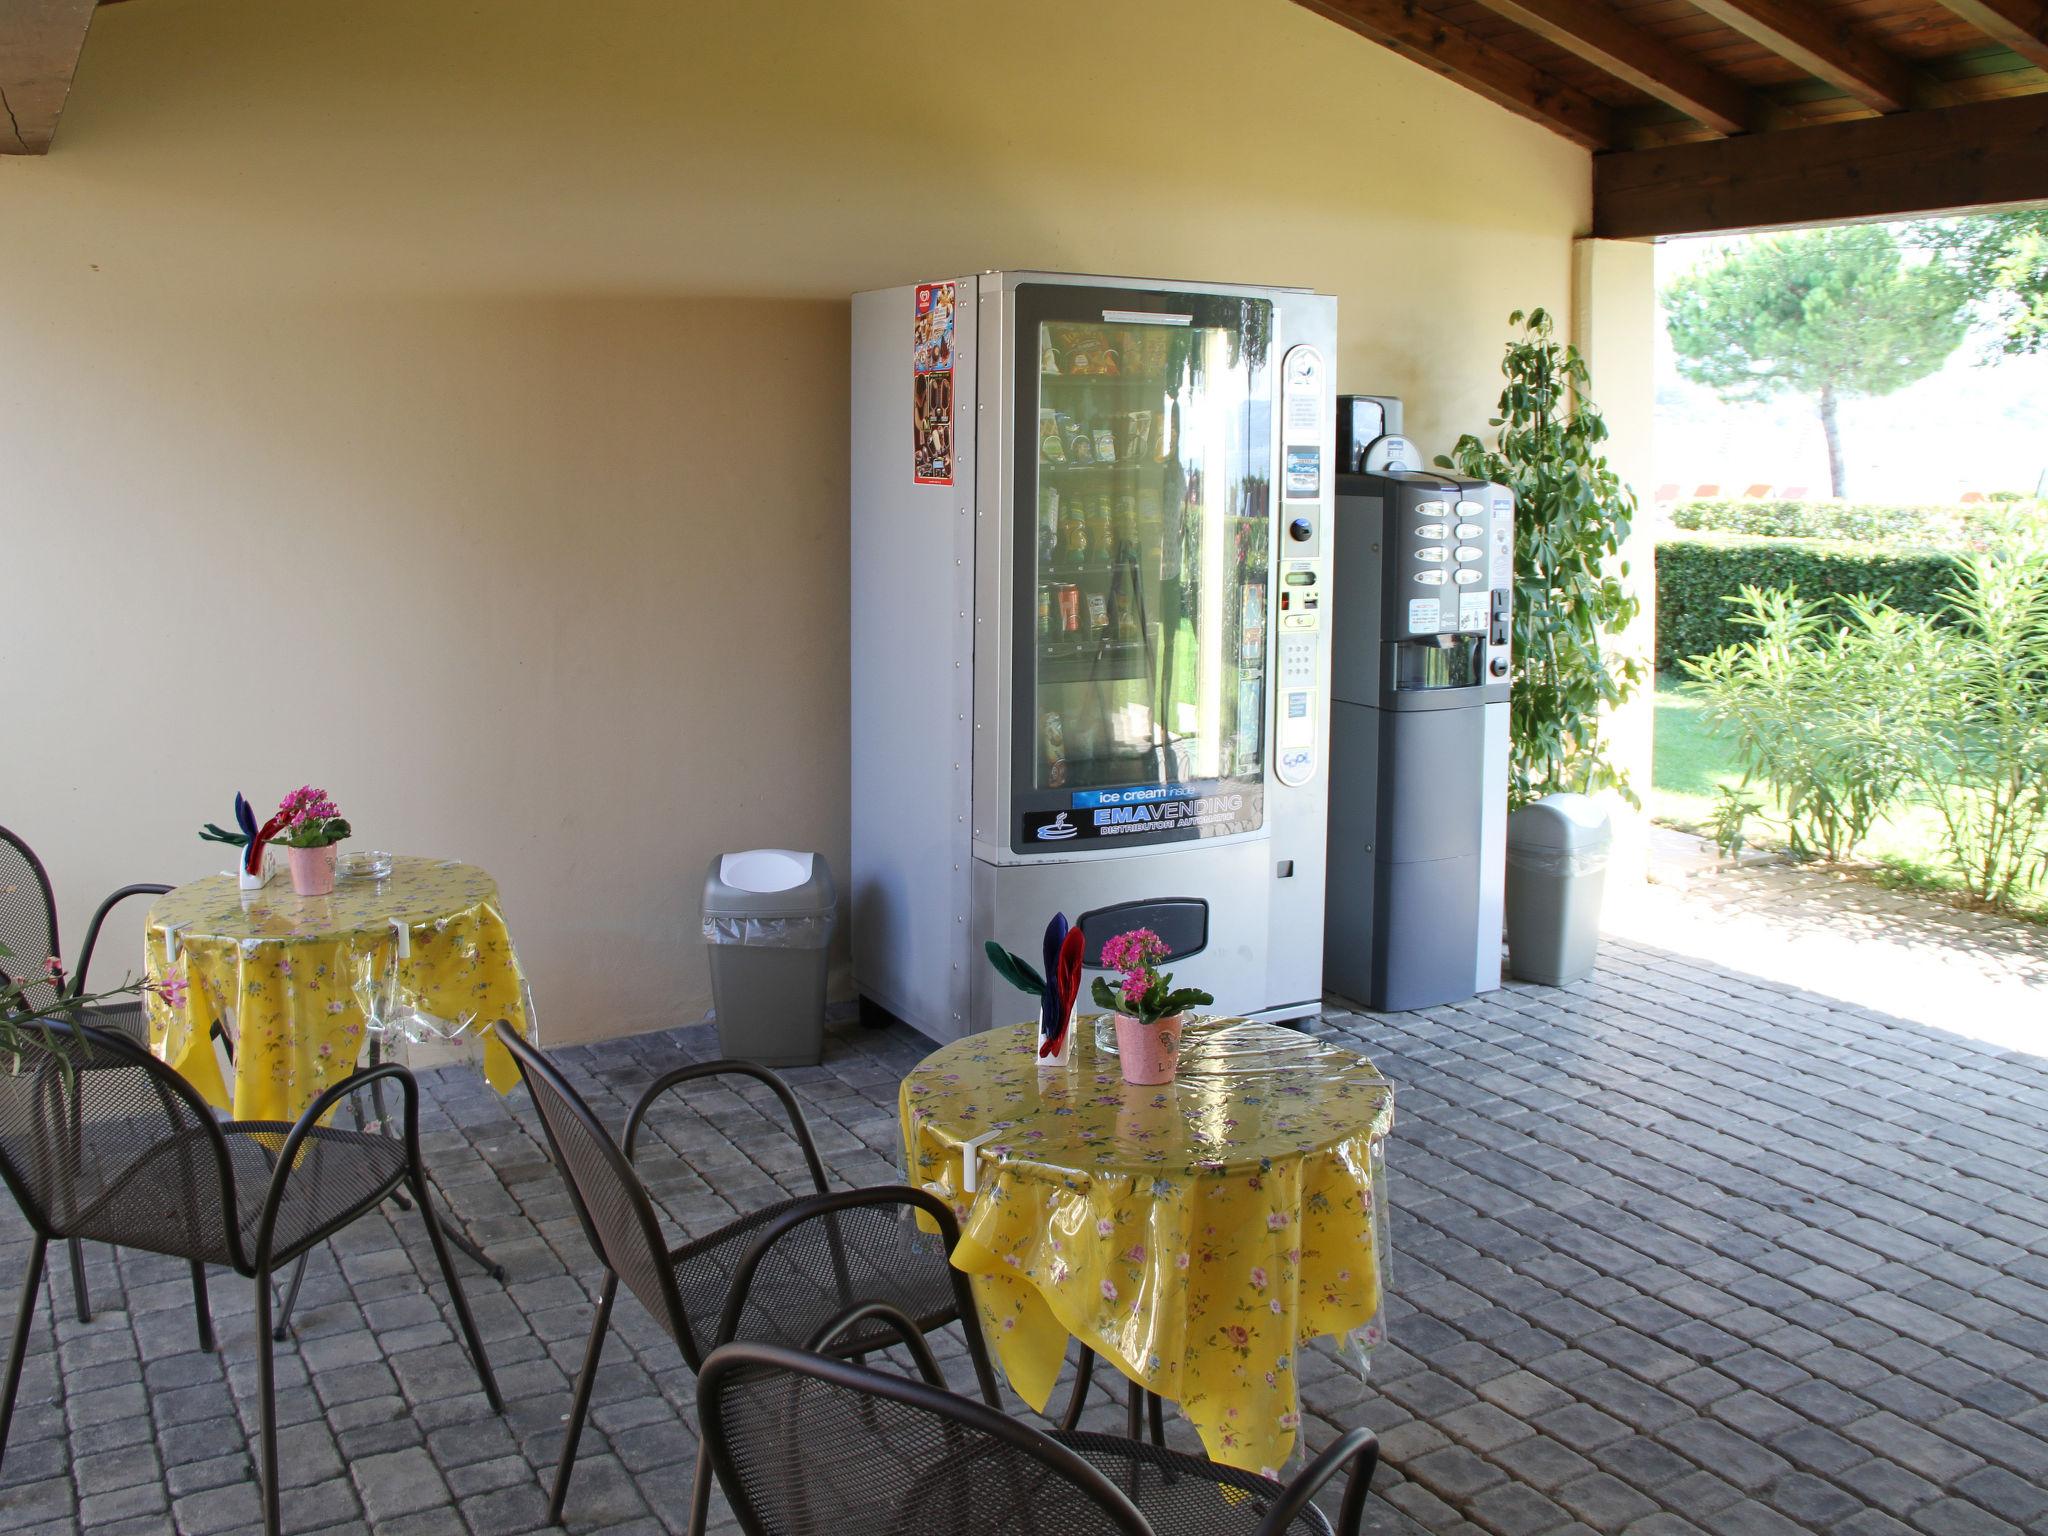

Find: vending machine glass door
<box><xmin>1011</xmin><ymin>283</ymin><xmax>1274</xmax><ymax>854</ymax></box>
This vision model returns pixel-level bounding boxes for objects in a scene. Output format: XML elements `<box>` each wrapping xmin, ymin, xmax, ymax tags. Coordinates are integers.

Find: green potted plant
<box><xmin>1089</xmin><ymin>928</ymin><xmax>1211</xmax><ymax>1085</ymax></box>
<box><xmin>1437</xmin><ymin>308</ymin><xmax>1644</xmax><ymax>811</ymax></box>
<box><xmin>274</xmin><ymin>786</ymin><xmax>352</xmax><ymax>896</ymax></box>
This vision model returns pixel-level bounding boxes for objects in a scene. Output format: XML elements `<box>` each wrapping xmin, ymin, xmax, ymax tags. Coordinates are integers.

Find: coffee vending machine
<box><xmin>1324</xmin><ymin>397</ymin><xmax>1513</xmax><ymax>1010</ymax></box>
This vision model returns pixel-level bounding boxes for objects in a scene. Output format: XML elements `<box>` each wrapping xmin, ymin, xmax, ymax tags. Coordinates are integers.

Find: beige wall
<box><xmin>3</xmin><ymin>0</ymin><xmax>1591</xmax><ymax>1044</ymax></box>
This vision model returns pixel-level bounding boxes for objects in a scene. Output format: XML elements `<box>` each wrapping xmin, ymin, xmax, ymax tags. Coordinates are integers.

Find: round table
<box><xmin>900</xmin><ymin>1016</ymin><xmax>1395</xmax><ymax>1475</ymax></box>
<box><xmin>143</xmin><ymin>855</ymin><xmax>532</xmax><ymax>1123</ymax></box>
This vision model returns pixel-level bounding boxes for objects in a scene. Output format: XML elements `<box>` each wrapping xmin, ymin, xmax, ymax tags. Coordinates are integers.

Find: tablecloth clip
<box><xmin>163</xmin><ymin>922</ymin><xmax>188</xmax><ymax>962</ymax></box>
<box><xmin>389</xmin><ymin>918</ymin><xmax>412</xmax><ymax>961</ymax></box>
<box><xmin>958</xmin><ymin>1129</ymin><xmax>1003</xmax><ymax>1194</ymax></box>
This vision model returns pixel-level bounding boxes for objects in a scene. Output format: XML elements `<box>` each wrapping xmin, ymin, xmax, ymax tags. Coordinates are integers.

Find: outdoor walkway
<box><xmin>2</xmin><ymin>936</ymin><xmax>2046</xmax><ymax>1535</ymax></box>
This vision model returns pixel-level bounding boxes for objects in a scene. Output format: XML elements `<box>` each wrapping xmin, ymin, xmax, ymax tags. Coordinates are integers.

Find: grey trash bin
<box><xmin>702</xmin><ymin>849</ymin><xmax>836</xmax><ymax>1067</ymax></box>
<box><xmin>1505</xmin><ymin>794</ymin><xmax>1611</xmax><ymax>986</ymax></box>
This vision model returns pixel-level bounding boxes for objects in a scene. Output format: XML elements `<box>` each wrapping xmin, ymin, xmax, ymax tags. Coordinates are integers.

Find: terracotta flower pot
<box><xmin>288</xmin><ymin>844</ymin><xmax>339</xmax><ymax>897</ymax></box>
<box><xmin>1113</xmin><ymin>1012</ymin><xmax>1183</xmax><ymax>1085</ymax></box>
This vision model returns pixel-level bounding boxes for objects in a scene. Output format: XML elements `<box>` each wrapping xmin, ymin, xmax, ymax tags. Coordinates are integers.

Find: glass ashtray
<box><xmin>338</xmin><ymin>850</ymin><xmax>394</xmax><ymax>881</ymax></box>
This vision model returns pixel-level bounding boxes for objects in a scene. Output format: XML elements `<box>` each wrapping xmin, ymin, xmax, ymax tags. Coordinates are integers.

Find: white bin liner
<box><xmin>702</xmin><ymin>913</ymin><xmax>836</xmax><ymax>948</ymax></box>
<box><xmin>1505</xmin><ymin>847</ymin><xmax>1611</xmax><ymax>877</ymax></box>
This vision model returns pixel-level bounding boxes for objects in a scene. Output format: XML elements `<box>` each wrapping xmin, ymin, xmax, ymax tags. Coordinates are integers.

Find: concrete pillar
<box><xmin>1572</xmin><ymin>236</ymin><xmax>1658</xmax><ymax>886</ymax></box>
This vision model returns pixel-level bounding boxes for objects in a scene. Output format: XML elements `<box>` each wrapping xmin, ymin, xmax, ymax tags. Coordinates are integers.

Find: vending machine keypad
<box><xmin>1275</xmin><ymin>344</ymin><xmax>1327</xmax><ymax>790</ymax></box>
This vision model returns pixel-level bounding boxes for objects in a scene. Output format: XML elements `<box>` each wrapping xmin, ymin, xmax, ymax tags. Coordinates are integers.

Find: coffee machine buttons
<box><xmin>1415</xmin><ymin>570</ymin><xmax>1448</xmax><ymax>586</ymax></box>
<box><xmin>1415</xmin><ymin>523</ymin><xmax>1448</xmax><ymax>539</ymax></box>
<box><xmin>1415</xmin><ymin>548</ymin><xmax>1448</xmax><ymax>563</ymax></box>
<box><xmin>1455</xmin><ymin>523</ymin><xmax>1482</xmax><ymax>539</ymax></box>
<box><xmin>1455</xmin><ymin>545</ymin><xmax>1484</xmax><ymax>562</ymax></box>
<box><xmin>1454</xmin><ymin>569</ymin><xmax>1484</xmax><ymax>584</ymax></box>
<box><xmin>1456</xmin><ymin>500</ymin><xmax>1484</xmax><ymax>518</ymax></box>
<box><xmin>1415</xmin><ymin>500</ymin><xmax>1449</xmax><ymax>517</ymax></box>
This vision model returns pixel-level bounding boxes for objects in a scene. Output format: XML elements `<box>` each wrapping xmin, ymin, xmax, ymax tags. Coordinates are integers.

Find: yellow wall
<box><xmin>3</xmin><ymin>0</ymin><xmax>1590</xmax><ymax>1044</ymax></box>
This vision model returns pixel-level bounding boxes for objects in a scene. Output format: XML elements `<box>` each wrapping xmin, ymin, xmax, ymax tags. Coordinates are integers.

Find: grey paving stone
<box><xmin>0</xmin><ymin>966</ymin><xmax>2040</xmax><ymax>1536</ymax></box>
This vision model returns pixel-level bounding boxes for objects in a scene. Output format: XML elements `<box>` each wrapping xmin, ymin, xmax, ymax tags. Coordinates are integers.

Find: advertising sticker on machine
<box><xmin>912</xmin><ymin>282</ymin><xmax>956</xmax><ymax>486</ymax></box>
<box><xmin>1023</xmin><ymin>784</ymin><xmax>1263</xmax><ymax>845</ymax></box>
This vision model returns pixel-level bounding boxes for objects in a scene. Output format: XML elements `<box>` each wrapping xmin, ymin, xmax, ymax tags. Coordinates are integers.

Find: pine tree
<box><xmin>1663</xmin><ymin>226</ymin><xmax>1968</xmax><ymax>497</ymax></box>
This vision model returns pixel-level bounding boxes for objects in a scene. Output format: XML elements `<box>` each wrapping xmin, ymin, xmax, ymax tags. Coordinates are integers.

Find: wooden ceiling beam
<box><xmin>1684</xmin><ymin>0</ymin><xmax>1925</xmax><ymax>112</ymax></box>
<box><xmin>1926</xmin><ymin>0</ymin><xmax>2048</xmax><ymax>69</ymax></box>
<box><xmin>1292</xmin><ymin>0</ymin><xmax>1614</xmax><ymax>149</ymax></box>
<box><xmin>0</xmin><ymin>0</ymin><xmax>100</xmax><ymax>153</ymax></box>
<box><xmin>1594</xmin><ymin>90</ymin><xmax>2048</xmax><ymax>237</ymax></box>
<box><xmin>1468</xmin><ymin>0</ymin><xmax>1760</xmax><ymax>135</ymax></box>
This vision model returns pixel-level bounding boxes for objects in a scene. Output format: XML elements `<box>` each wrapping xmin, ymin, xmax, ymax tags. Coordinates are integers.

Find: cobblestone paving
<box><xmin>2</xmin><ymin>934</ymin><xmax>2046</xmax><ymax>1534</ymax></box>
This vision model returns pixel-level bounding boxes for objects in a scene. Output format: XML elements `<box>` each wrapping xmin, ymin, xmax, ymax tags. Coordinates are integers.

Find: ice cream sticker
<box><xmin>913</xmin><ymin>281</ymin><xmax>955</xmax><ymax>486</ymax></box>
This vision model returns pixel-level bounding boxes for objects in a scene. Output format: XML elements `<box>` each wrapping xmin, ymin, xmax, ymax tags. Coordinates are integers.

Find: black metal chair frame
<box><xmin>0</xmin><ymin>1020</ymin><xmax>504</xmax><ymax>1536</ymax></box>
<box><xmin>0</xmin><ymin>822</ymin><xmax>184</xmax><ymax>1328</ymax></box>
<box><xmin>495</xmin><ymin>1025</ymin><xmax>1002</xmax><ymax>1535</ymax></box>
<box><xmin>698</xmin><ymin>1314</ymin><xmax>1382</xmax><ymax>1536</ymax></box>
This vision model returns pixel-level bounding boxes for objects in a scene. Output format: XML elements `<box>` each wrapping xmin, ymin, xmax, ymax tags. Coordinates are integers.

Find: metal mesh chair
<box><xmin>0</xmin><ymin>823</ymin><xmax>173</xmax><ymax>1323</ymax></box>
<box><xmin>495</xmin><ymin>1024</ymin><xmax>1000</xmax><ymax>1534</ymax></box>
<box><xmin>0</xmin><ymin>1019</ymin><xmax>502</xmax><ymax>1536</ymax></box>
<box><xmin>698</xmin><ymin>1311</ymin><xmax>1381</xmax><ymax>1536</ymax></box>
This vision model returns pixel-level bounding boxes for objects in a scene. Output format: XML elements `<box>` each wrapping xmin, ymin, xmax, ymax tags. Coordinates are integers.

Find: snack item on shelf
<box><xmin>1059</xmin><ymin>501</ymin><xmax>1089</xmax><ymax>563</ymax></box>
<box><xmin>1042</xmin><ymin>711</ymin><xmax>1067</xmax><ymax>788</ymax></box>
<box><xmin>1064</xmin><ymin>329</ymin><xmax>1120</xmax><ymax>376</ymax></box>
<box><xmin>1038</xmin><ymin>584</ymin><xmax>1053</xmax><ymax>637</ymax></box>
<box><xmin>1057</xmin><ymin>582</ymin><xmax>1082</xmax><ymax>633</ymax></box>
<box><xmin>1119</xmin><ymin>410</ymin><xmax>1154</xmax><ymax>462</ymax></box>
<box><xmin>1086</xmin><ymin>493</ymin><xmax>1113</xmax><ymax>564</ymax></box>
<box><xmin>1039</xmin><ymin>409</ymin><xmax>1066</xmax><ymax>464</ymax></box>
<box><xmin>1063</xmin><ymin>413</ymin><xmax>1094</xmax><ymax>463</ymax></box>
<box><xmin>1091</xmin><ymin>419</ymin><xmax>1117</xmax><ymax>465</ymax></box>
<box><xmin>1086</xmin><ymin>589</ymin><xmax>1110</xmax><ymax>638</ymax></box>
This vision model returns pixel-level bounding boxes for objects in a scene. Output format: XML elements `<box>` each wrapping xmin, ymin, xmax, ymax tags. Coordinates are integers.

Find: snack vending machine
<box><xmin>1324</xmin><ymin>396</ymin><xmax>1514</xmax><ymax>1011</ymax></box>
<box><xmin>851</xmin><ymin>272</ymin><xmax>1338</xmax><ymax>1042</ymax></box>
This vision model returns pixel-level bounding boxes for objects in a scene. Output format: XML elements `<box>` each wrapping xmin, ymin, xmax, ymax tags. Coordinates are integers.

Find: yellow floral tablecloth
<box><xmin>143</xmin><ymin>857</ymin><xmax>532</xmax><ymax>1123</ymax></box>
<box><xmin>900</xmin><ymin>1017</ymin><xmax>1394</xmax><ymax>1475</ymax></box>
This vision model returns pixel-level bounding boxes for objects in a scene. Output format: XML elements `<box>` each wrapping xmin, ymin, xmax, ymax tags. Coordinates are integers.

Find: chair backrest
<box><xmin>699</xmin><ymin>1342</ymin><xmax>1154</xmax><ymax>1536</ymax></box>
<box><xmin>0</xmin><ymin>1020</ymin><xmax>242</xmax><ymax>1266</ymax></box>
<box><xmin>0</xmin><ymin>826</ymin><xmax>63</xmax><ymax>1013</ymax></box>
<box><xmin>494</xmin><ymin>1023</ymin><xmax>687</xmax><ymax>1339</ymax></box>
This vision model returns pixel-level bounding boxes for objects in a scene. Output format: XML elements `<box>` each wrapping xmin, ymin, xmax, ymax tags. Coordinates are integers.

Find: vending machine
<box><xmin>851</xmin><ymin>272</ymin><xmax>1339</xmax><ymax>1042</ymax></box>
<box><xmin>1324</xmin><ymin>397</ymin><xmax>1513</xmax><ymax>1011</ymax></box>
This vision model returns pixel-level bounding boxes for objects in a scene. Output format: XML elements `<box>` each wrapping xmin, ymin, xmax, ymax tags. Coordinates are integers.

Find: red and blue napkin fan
<box><xmin>199</xmin><ymin>792</ymin><xmax>288</xmax><ymax>878</ymax></box>
<box><xmin>983</xmin><ymin>912</ymin><xmax>1085</xmax><ymax>1060</ymax></box>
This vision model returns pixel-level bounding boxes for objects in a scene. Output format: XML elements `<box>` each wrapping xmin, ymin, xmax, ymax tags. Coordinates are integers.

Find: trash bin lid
<box><xmin>704</xmin><ymin>850</ymin><xmax>836</xmax><ymax>916</ymax></box>
<box><xmin>1506</xmin><ymin>793</ymin><xmax>1613</xmax><ymax>851</ymax></box>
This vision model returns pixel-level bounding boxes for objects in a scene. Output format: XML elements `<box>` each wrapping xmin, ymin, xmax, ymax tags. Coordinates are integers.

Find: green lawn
<box><xmin>1650</xmin><ymin>675</ymin><xmax>2046</xmax><ymax>916</ymax></box>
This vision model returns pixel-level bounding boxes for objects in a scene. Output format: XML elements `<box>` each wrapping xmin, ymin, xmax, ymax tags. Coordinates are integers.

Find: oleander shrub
<box><xmin>1682</xmin><ymin>587</ymin><xmax>1911</xmax><ymax>862</ymax></box>
<box><xmin>1656</xmin><ymin>535</ymin><xmax>1961</xmax><ymax>670</ymax></box>
<box><xmin>1679</xmin><ymin>543</ymin><xmax>2048</xmax><ymax>910</ymax></box>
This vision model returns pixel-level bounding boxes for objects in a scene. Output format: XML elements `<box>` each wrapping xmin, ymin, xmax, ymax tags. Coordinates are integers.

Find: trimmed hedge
<box><xmin>1656</xmin><ymin>535</ymin><xmax>1962</xmax><ymax>671</ymax></box>
<box><xmin>1672</xmin><ymin>496</ymin><xmax>2046</xmax><ymax>548</ymax></box>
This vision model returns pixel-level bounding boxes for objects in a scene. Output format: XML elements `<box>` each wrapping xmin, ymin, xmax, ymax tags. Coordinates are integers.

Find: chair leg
<box><xmin>686</xmin><ymin>1432</ymin><xmax>714</xmax><ymax>1536</ymax></box>
<box><xmin>254</xmin><ymin>1270</ymin><xmax>282</xmax><ymax>1536</ymax></box>
<box><xmin>1148</xmin><ymin>1387</ymin><xmax>1166</xmax><ymax>1448</ymax></box>
<box><xmin>407</xmin><ymin>1171</ymin><xmax>502</xmax><ymax>1414</ymax></box>
<box><xmin>270</xmin><ymin>1252</ymin><xmax>310</xmax><ymax>1342</ymax></box>
<box><xmin>67</xmin><ymin>1238</ymin><xmax>89</xmax><ymax>1324</ymax></box>
<box><xmin>190</xmin><ymin>1261</ymin><xmax>215</xmax><ymax>1353</ymax></box>
<box><xmin>1058</xmin><ymin>1343</ymin><xmax>1096</xmax><ymax>1431</ymax></box>
<box><xmin>0</xmin><ymin>1235</ymin><xmax>48</xmax><ymax>1471</ymax></box>
<box><xmin>549</xmin><ymin>1271</ymin><xmax>615</xmax><ymax>1524</ymax></box>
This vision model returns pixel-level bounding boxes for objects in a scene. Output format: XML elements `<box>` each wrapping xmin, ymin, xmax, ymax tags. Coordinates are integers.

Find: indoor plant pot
<box><xmin>1112</xmin><ymin>1011</ymin><xmax>1183</xmax><ymax>1085</ymax></box>
<box><xmin>288</xmin><ymin>844</ymin><xmax>339</xmax><ymax>896</ymax></box>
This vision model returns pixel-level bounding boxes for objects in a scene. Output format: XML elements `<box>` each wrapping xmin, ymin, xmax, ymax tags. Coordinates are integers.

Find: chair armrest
<box><xmin>248</xmin><ymin>1062</ymin><xmax>419</xmax><ymax>1272</ymax></box>
<box><xmin>623</xmin><ymin>1058</ymin><xmax>830</xmax><ymax>1194</ymax></box>
<box><xmin>714</xmin><ymin>1184</ymin><xmax>983</xmax><ymax>1389</ymax></box>
<box><xmin>70</xmin><ymin>883</ymin><xmax>173</xmax><ymax>996</ymax></box>
<box><xmin>805</xmin><ymin>1299</ymin><xmax>949</xmax><ymax>1388</ymax></box>
<box><xmin>1259</xmin><ymin>1425</ymin><xmax>1380</xmax><ymax>1536</ymax></box>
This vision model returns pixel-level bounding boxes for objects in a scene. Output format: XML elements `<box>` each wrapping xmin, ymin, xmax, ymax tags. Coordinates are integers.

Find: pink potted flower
<box><xmin>274</xmin><ymin>786</ymin><xmax>352</xmax><ymax>896</ymax></box>
<box><xmin>1089</xmin><ymin>928</ymin><xmax>1212</xmax><ymax>1086</ymax></box>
